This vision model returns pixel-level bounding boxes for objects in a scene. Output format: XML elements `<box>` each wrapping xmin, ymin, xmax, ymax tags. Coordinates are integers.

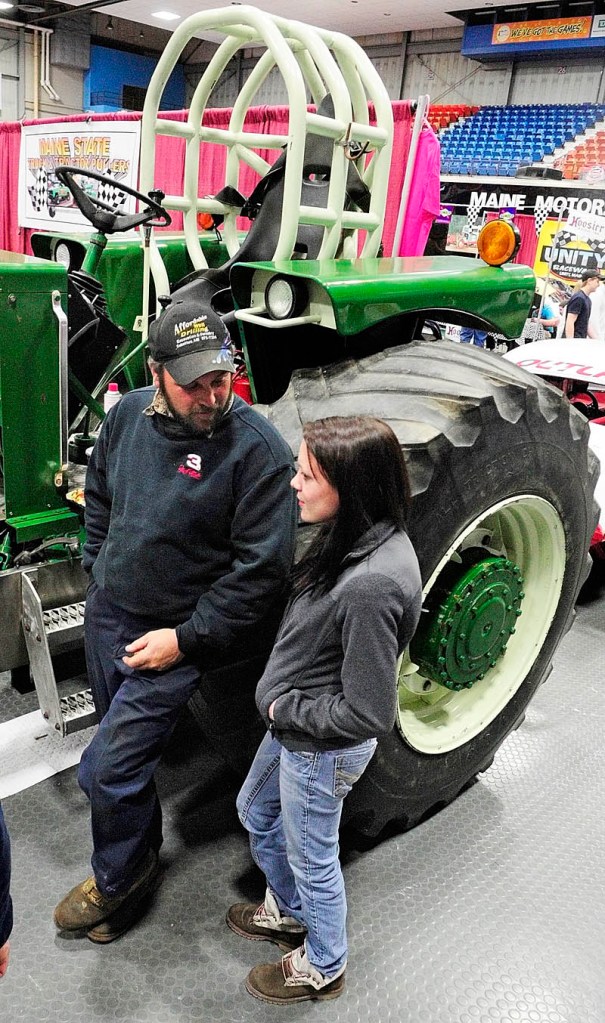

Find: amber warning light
<box><xmin>477</xmin><ymin>220</ymin><xmax>521</xmax><ymax>266</ymax></box>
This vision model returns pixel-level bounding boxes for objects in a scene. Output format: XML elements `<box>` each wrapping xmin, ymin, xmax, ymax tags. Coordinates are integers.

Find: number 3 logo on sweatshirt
<box><xmin>178</xmin><ymin>453</ymin><xmax>203</xmax><ymax>480</ymax></box>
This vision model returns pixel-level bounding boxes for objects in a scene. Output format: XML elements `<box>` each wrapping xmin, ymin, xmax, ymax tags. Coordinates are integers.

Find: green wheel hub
<box><xmin>411</xmin><ymin>557</ymin><xmax>525</xmax><ymax>691</ymax></box>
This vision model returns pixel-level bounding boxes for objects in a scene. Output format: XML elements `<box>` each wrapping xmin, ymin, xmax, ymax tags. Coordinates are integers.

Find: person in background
<box><xmin>522</xmin><ymin>283</ymin><xmax>560</xmax><ymax>343</ymax></box>
<box><xmin>564</xmin><ymin>270</ymin><xmax>603</xmax><ymax>338</ymax></box>
<box><xmin>536</xmin><ymin>294</ymin><xmax>560</xmax><ymax>337</ymax></box>
<box><xmin>460</xmin><ymin>326</ymin><xmax>488</xmax><ymax>348</ymax></box>
<box><xmin>227</xmin><ymin>415</ymin><xmax>422</xmax><ymax>1005</ymax></box>
<box><xmin>0</xmin><ymin>804</ymin><xmax>13</xmax><ymax>978</ymax></box>
<box><xmin>54</xmin><ymin>298</ymin><xmax>297</xmax><ymax>944</ymax></box>
<box><xmin>589</xmin><ymin>273</ymin><xmax>605</xmax><ymax>339</ymax></box>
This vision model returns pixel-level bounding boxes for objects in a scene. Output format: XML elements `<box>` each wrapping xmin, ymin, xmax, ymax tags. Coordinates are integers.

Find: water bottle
<box><xmin>103</xmin><ymin>382</ymin><xmax>121</xmax><ymax>413</ymax></box>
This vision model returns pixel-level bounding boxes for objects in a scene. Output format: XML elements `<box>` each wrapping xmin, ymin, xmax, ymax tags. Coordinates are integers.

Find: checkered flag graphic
<box><xmin>97</xmin><ymin>171</ymin><xmax>125</xmax><ymax>210</ymax></box>
<box><xmin>30</xmin><ymin>168</ymin><xmax>48</xmax><ymax>212</ymax></box>
<box><xmin>553</xmin><ymin>228</ymin><xmax>574</xmax><ymax>247</ymax></box>
<box><xmin>533</xmin><ymin>206</ymin><xmax>550</xmax><ymax>236</ymax></box>
<box><xmin>466</xmin><ymin>206</ymin><xmax>481</xmax><ymax>231</ymax></box>
<box><xmin>586</xmin><ymin>236</ymin><xmax>605</xmax><ymax>258</ymax></box>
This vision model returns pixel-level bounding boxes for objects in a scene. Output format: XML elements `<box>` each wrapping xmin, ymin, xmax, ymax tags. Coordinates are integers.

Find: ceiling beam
<box><xmin>27</xmin><ymin>1</ymin><xmax>134</xmax><ymax>26</ymax></box>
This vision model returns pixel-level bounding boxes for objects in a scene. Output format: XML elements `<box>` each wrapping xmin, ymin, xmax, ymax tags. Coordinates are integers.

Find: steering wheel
<box><xmin>55</xmin><ymin>166</ymin><xmax>172</xmax><ymax>234</ymax></box>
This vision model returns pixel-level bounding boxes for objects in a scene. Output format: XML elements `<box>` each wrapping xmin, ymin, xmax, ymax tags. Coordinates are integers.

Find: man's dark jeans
<box><xmin>79</xmin><ymin>583</ymin><xmax>265</xmax><ymax>896</ymax></box>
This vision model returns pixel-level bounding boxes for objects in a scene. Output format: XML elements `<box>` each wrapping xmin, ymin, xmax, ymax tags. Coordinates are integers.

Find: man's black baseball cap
<box><xmin>148</xmin><ymin>298</ymin><xmax>235</xmax><ymax>385</ymax></box>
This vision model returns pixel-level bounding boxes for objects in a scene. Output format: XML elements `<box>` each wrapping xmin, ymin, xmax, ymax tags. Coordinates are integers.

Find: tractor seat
<box><xmin>170</xmin><ymin>94</ymin><xmax>370</xmax><ymax>314</ymax></box>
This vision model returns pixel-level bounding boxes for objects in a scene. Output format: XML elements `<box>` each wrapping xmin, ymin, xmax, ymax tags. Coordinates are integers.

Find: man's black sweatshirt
<box><xmin>83</xmin><ymin>387</ymin><xmax>297</xmax><ymax>660</ymax></box>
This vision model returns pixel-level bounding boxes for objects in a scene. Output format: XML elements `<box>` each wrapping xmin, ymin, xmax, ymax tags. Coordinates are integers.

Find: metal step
<box><xmin>21</xmin><ymin>572</ymin><xmax>97</xmax><ymax>736</ymax></box>
<box><xmin>43</xmin><ymin>601</ymin><xmax>86</xmax><ymax>643</ymax></box>
<box><xmin>60</xmin><ymin>688</ymin><xmax>97</xmax><ymax>730</ymax></box>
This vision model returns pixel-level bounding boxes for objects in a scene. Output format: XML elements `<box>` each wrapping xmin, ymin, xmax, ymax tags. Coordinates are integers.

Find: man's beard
<box><xmin>159</xmin><ymin>379</ymin><xmax>232</xmax><ymax>437</ymax></box>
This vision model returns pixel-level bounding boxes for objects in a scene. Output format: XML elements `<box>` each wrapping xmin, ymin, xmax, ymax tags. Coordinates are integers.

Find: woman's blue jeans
<box><xmin>237</xmin><ymin>731</ymin><xmax>377</xmax><ymax>977</ymax></box>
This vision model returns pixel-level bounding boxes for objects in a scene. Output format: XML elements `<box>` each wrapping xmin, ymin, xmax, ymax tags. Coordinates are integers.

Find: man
<box><xmin>0</xmin><ymin>804</ymin><xmax>12</xmax><ymax>978</ymax></box>
<box><xmin>54</xmin><ymin>298</ymin><xmax>297</xmax><ymax>943</ymax></box>
<box><xmin>459</xmin><ymin>326</ymin><xmax>487</xmax><ymax>348</ymax></box>
<box><xmin>564</xmin><ymin>270</ymin><xmax>604</xmax><ymax>339</ymax></box>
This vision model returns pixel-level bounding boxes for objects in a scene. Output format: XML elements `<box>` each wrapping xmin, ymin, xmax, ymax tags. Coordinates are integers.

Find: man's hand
<box><xmin>123</xmin><ymin>629</ymin><xmax>184</xmax><ymax>671</ymax></box>
<box><xmin>0</xmin><ymin>939</ymin><xmax>10</xmax><ymax>978</ymax></box>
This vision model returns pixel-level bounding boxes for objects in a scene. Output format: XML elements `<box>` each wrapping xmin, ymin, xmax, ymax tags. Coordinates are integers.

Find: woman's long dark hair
<box><xmin>291</xmin><ymin>415</ymin><xmax>412</xmax><ymax>596</ymax></box>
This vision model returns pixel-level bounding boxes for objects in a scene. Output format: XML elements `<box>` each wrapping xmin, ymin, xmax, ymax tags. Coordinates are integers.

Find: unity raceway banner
<box><xmin>534</xmin><ymin>209</ymin><xmax>605</xmax><ymax>284</ymax></box>
<box><xmin>18</xmin><ymin>121</ymin><xmax>141</xmax><ymax>231</ymax></box>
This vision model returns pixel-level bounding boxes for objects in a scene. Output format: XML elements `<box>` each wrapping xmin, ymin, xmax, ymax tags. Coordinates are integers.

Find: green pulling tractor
<box><xmin>0</xmin><ymin>6</ymin><xmax>597</xmax><ymax>837</ymax></box>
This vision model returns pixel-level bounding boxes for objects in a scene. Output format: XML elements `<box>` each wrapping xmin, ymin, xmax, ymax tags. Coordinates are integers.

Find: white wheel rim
<box><xmin>397</xmin><ymin>495</ymin><xmax>566</xmax><ymax>754</ymax></box>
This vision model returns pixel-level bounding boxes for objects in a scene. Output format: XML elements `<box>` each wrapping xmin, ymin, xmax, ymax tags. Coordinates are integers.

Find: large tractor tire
<box><xmin>265</xmin><ymin>340</ymin><xmax>598</xmax><ymax>837</ymax></box>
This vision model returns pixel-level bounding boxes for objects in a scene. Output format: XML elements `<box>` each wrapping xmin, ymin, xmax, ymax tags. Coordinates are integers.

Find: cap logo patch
<box><xmin>174</xmin><ymin>317</ymin><xmax>219</xmax><ymax>350</ymax></box>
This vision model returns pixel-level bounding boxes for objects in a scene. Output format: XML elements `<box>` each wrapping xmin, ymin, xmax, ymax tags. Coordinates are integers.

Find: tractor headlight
<box><xmin>54</xmin><ymin>242</ymin><xmax>72</xmax><ymax>269</ymax></box>
<box><xmin>265</xmin><ymin>275</ymin><xmax>307</xmax><ymax>320</ymax></box>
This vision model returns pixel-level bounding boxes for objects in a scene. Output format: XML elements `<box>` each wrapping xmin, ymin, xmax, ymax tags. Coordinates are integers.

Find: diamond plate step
<box><xmin>60</xmin><ymin>688</ymin><xmax>97</xmax><ymax>730</ymax></box>
<box><xmin>43</xmin><ymin>602</ymin><xmax>86</xmax><ymax>643</ymax></box>
<box><xmin>21</xmin><ymin>572</ymin><xmax>96</xmax><ymax>737</ymax></box>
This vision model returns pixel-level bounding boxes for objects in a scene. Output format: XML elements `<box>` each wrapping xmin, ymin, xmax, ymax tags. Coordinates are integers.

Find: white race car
<box><xmin>504</xmin><ymin>338</ymin><xmax>605</xmax><ymax>578</ymax></box>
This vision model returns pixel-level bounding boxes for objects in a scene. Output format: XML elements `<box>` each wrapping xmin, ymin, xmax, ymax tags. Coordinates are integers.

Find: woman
<box><xmin>226</xmin><ymin>415</ymin><xmax>422</xmax><ymax>1005</ymax></box>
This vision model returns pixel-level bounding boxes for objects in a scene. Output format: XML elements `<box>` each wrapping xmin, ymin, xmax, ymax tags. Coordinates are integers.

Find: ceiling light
<box><xmin>0</xmin><ymin>2</ymin><xmax>15</xmax><ymax>10</ymax></box>
<box><xmin>152</xmin><ymin>10</ymin><xmax>181</xmax><ymax>20</ymax></box>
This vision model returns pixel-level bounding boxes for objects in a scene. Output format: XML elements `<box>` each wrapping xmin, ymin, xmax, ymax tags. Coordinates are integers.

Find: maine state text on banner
<box><xmin>18</xmin><ymin>120</ymin><xmax>141</xmax><ymax>231</ymax></box>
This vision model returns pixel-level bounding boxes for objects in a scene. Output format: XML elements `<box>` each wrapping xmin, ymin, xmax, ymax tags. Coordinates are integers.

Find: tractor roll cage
<box><xmin>139</xmin><ymin>5</ymin><xmax>394</xmax><ymax>301</ymax></box>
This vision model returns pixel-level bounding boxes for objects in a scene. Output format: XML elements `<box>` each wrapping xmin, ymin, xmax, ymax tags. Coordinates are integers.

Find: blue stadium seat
<box><xmin>435</xmin><ymin>102</ymin><xmax>605</xmax><ymax>178</ymax></box>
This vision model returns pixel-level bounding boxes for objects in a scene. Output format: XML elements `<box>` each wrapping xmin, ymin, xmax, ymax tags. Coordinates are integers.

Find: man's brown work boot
<box><xmin>53</xmin><ymin>850</ymin><xmax>160</xmax><ymax>934</ymax></box>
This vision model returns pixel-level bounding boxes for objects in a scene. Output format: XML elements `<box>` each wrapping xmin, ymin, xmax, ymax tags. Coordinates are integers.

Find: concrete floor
<box><xmin>0</xmin><ymin>595</ymin><xmax>604</xmax><ymax>1022</ymax></box>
